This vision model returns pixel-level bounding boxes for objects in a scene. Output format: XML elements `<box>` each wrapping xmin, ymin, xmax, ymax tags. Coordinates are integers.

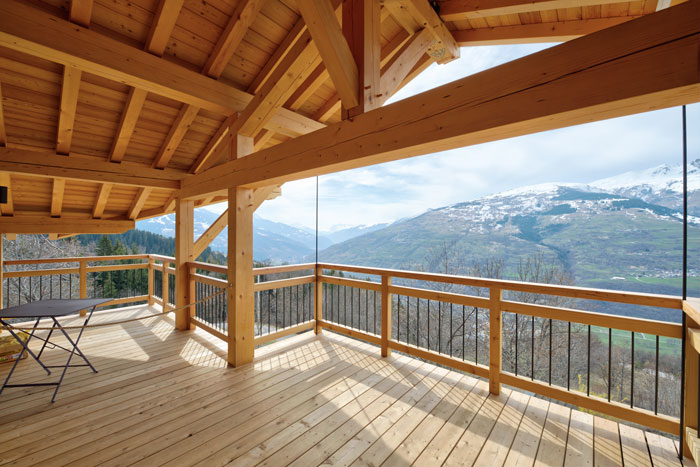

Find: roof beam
<box><xmin>0</xmin><ymin>0</ymin><xmax>321</xmax><ymax>135</ymax></box>
<box><xmin>189</xmin><ymin>115</ymin><xmax>235</xmax><ymax>174</ymax></box>
<box><xmin>439</xmin><ymin>0</ymin><xmax>634</xmax><ymax>20</ymax></box>
<box><xmin>299</xmin><ymin>0</ymin><xmax>360</xmax><ymax>109</ymax></box>
<box><xmin>0</xmin><ymin>216</ymin><xmax>134</xmax><ymax>234</ymax></box>
<box><xmin>0</xmin><ymin>83</ymin><xmax>6</xmax><ymax>147</ymax></box>
<box><xmin>0</xmin><ymin>172</ymin><xmax>13</xmax><ymax>216</ymax></box>
<box><xmin>127</xmin><ymin>187</ymin><xmax>152</xmax><ymax>219</ymax></box>
<box><xmin>204</xmin><ymin>0</ymin><xmax>265</xmax><ymax>78</ymax></box>
<box><xmin>153</xmin><ymin>104</ymin><xmax>199</xmax><ymax>169</ymax></box>
<box><xmin>145</xmin><ymin>0</ymin><xmax>184</xmax><ymax>54</ymax></box>
<box><xmin>92</xmin><ymin>182</ymin><xmax>112</xmax><ymax>218</ymax></box>
<box><xmin>0</xmin><ymin>147</ymin><xmax>181</xmax><ymax>189</ymax></box>
<box><xmin>232</xmin><ymin>32</ymin><xmax>322</xmax><ymax>138</ymax></box>
<box><xmin>110</xmin><ymin>87</ymin><xmax>148</xmax><ymax>162</ymax></box>
<box><xmin>453</xmin><ymin>17</ymin><xmax>639</xmax><ymax>45</ymax></box>
<box><xmin>69</xmin><ymin>0</ymin><xmax>93</xmax><ymax>27</ymax></box>
<box><xmin>56</xmin><ymin>66</ymin><xmax>82</xmax><ymax>155</ymax></box>
<box><xmin>181</xmin><ymin>2</ymin><xmax>700</xmax><ymax>198</ymax></box>
<box><xmin>378</xmin><ymin>28</ymin><xmax>433</xmax><ymax>106</ymax></box>
<box><xmin>50</xmin><ymin>178</ymin><xmax>66</xmax><ymax>217</ymax></box>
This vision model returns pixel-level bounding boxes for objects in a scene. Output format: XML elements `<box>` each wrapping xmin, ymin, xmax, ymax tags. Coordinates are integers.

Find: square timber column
<box><xmin>175</xmin><ymin>198</ymin><xmax>195</xmax><ymax>331</ymax></box>
<box><xmin>227</xmin><ymin>187</ymin><xmax>255</xmax><ymax>366</ymax></box>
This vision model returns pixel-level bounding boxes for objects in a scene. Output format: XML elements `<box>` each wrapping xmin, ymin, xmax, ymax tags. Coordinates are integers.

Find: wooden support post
<box><xmin>162</xmin><ymin>263</ymin><xmax>169</xmax><ymax>311</ymax></box>
<box><xmin>175</xmin><ymin>198</ymin><xmax>194</xmax><ymax>330</ymax></box>
<box><xmin>315</xmin><ymin>264</ymin><xmax>323</xmax><ymax>334</ymax></box>
<box><xmin>685</xmin><ymin>316</ymin><xmax>700</xmax><ymax>457</ymax></box>
<box><xmin>227</xmin><ymin>187</ymin><xmax>255</xmax><ymax>366</ymax></box>
<box><xmin>147</xmin><ymin>257</ymin><xmax>154</xmax><ymax>306</ymax></box>
<box><xmin>342</xmin><ymin>0</ymin><xmax>381</xmax><ymax>118</ymax></box>
<box><xmin>79</xmin><ymin>259</ymin><xmax>87</xmax><ymax>316</ymax></box>
<box><xmin>381</xmin><ymin>275</ymin><xmax>391</xmax><ymax>357</ymax></box>
<box><xmin>489</xmin><ymin>287</ymin><xmax>503</xmax><ymax>395</ymax></box>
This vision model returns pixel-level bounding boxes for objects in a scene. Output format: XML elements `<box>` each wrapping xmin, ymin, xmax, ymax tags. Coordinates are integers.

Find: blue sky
<box><xmin>206</xmin><ymin>44</ymin><xmax>699</xmax><ymax>232</ymax></box>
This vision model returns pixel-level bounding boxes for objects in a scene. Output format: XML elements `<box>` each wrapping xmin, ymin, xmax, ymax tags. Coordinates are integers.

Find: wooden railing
<box><xmin>5</xmin><ymin>254</ymin><xmax>700</xmax><ymax>456</ymax></box>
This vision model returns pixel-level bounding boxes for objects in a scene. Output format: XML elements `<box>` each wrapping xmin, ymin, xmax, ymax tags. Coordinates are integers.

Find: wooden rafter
<box><xmin>204</xmin><ymin>0</ymin><xmax>265</xmax><ymax>78</ymax></box>
<box><xmin>0</xmin><ymin>83</ymin><xmax>6</xmax><ymax>147</ymax></box>
<box><xmin>0</xmin><ymin>172</ymin><xmax>13</xmax><ymax>216</ymax></box>
<box><xmin>127</xmin><ymin>187</ymin><xmax>152</xmax><ymax>220</ymax></box>
<box><xmin>407</xmin><ymin>0</ymin><xmax>460</xmax><ymax>63</ymax></box>
<box><xmin>145</xmin><ymin>0</ymin><xmax>184</xmax><ymax>55</ymax></box>
<box><xmin>378</xmin><ymin>28</ymin><xmax>433</xmax><ymax>106</ymax></box>
<box><xmin>0</xmin><ymin>147</ymin><xmax>181</xmax><ymax>189</ymax></box>
<box><xmin>453</xmin><ymin>17</ymin><xmax>640</xmax><ymax>45</ymax></box>
<box><xmin>439</xmin><ymin>0</ymin><xmax>633</xmax><ymax>20</ymax></box>
<box><xmin>181</xmin><ymin>3</ymin><xmax>700</xmax><ymax>198</ymax></box>
<box><xmin>232</xmin><ymin>31</ymin><xmax>322</xmax><ymax>138</ymax></box>
<box><xmin>50</xmin><ymin>178</ymin><xmax>66</xmax><ymax>217</ymax></box>
<box><xmin>286</xmin><ymin>64</ymin><xmax>328</xmax><ymax>111</ymax></box>
<box><xmin>153</xmin><ymin>104</ymin><xmax>199</xmax><ymax>169</ymax></box>
<box><xmin>56</xmin><ymin>66</ymin><xmax>82</xmax><ymax>155</ymax></box>
<box><xmin>300</xmin><ymin>0</ymin><xmax>360</xmax><ymax>109</ymax></box>
<box><xmin>189</xmin><ymin>115</ymin><xmax>235</xmax><ymax>174</ymax></box>
<box><xmin>0</xmin><ymin>217</ymin><xmax>134</xmax><ymax>234</ymax></box>
<box><xmin>69</xmin><ymin>0</ymin><xmax>93</xmax><ymax>27</ymax></box>
<box><xmin>110</xmin><ymin>87</ymin><xmax>148</xmax><ymax>163</ymax></box>
<box><xmin>93</xmin><ymin>183</ymin><xmax>112</xmax><ymax>218</ymax></box>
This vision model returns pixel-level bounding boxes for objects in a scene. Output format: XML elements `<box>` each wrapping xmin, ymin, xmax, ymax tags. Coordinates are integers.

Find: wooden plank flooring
<box><xmin>0</xmin><ymin>305</ymin><xmax>686</xmax><ymax>466</ymax></box>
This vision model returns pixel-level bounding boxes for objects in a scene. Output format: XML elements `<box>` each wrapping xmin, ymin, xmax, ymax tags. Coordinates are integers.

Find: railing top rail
<box><xmin>253</xmin><ymin>263</ymin><xmax>316</xmax><ymax>276</ymax></box>
<box><xmin>3</xmin><ymin>254</ymin><xmax>150</xmax><ymax>266</ymax></box>
<box><xmin>148</xmin><ymin>254</ymin><xmax>176</xmax><ymax>263</ymax></box>
<box><xmin>189</xmin><ymin>261</ymin><xmax>227</xmax><ymax>275</ymax></box>
<box><xmin>317</xmin><ymin>263</ymin><xmax>683</xmax><ymax>309</ymax></box>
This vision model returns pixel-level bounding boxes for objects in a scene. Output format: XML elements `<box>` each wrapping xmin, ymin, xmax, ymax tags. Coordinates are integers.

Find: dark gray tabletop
<box><xmin>0</xmin><ymin>299</ymin><xmax>113</xmax><ymax>319</ymax></box>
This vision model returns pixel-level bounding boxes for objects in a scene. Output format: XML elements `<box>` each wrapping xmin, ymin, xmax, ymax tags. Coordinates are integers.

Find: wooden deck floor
<box><xmin>0</xmin><ymin>305</ymin><xmax>686</xmax><ymax>466</ymax></box>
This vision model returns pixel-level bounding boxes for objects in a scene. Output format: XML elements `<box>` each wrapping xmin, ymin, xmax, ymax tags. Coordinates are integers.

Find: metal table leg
<box><xmin>0</xmin><ymin>317</ymin><xmax>51</xmax><ymax>397</ymax></box>
<box><xmin>50</xmin><ymin>305</ymin><xmax>98</xmax><ymax>402</ymax></box>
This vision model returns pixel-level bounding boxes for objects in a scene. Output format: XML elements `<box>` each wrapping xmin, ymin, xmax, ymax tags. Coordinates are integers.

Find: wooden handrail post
<box><xmin>315</xmin><ymin>264</ymin><xmax>323</xmax><ymax>334</ymax></box>
<box><xmin>381</xmin><ymin>275</ymin><xmax>392</xmax><ymax>357</ymax></box>
<box><xmin>489</xmin><ymin>287</ymin><xmax>503</xmax><ymax>395</ymax></box>
<box><xmin>162</xmin><ymin>263</ymin><xmax>169</xmax><ymax>311</ymax></box>
<box><xmin>79</xmin><ymin>259</ymin><xmax>87</xmax><ymax>316</ymax></box>
<box><xmin>684</xmin><ymin>316</ymin><xmax>700</xmax><ymax>458</ymax></box>
<box><xmin>147</xmin><ymin>257</ymin><xmax>154</xmax><ymax>306</ymax></box>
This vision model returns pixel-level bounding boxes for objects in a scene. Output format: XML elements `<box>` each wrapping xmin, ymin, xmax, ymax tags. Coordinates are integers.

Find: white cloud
<box><xmin>204</xmin><ymin>44</ymin><xmax>700</xmax><ymax>232</ymax></box>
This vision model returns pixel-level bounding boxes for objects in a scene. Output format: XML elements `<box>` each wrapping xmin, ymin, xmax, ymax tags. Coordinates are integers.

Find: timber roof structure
<box><xmin>0</xmin><ymin>0</ymin><xmax>692</xmax><ymax>235</ymax></box>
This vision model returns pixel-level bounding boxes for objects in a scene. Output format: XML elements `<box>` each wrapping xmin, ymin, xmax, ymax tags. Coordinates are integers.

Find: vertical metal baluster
<box><xmin>608</xmin><ymin>328</ymin><xmax>612</xmax><ymax>402</ymax></box>
<box><xmin>438</xmin><ymin>302</ymin><xmax>442</xmax><ymax>354</ymax></box>
<box><xmin>450</xmin><ymin>303</ymin><xmax>453</xmax><ymax>357</ymax></box>
<box><xmin>462</xmin><ymin>305</ymin><xmax>466</xmax><ymax>361</ymax></box>
<box><xmin>397</xmin><ymin>295</ymin><xmax>401</xmax><ymax>342</ymax></box>
<box><xmin>515</xmin><ymin>314</ymin><xmax>519</xmax><ymax>376</ymax></box>
<box><xmin>374</xmin><ymin>291</ymin><xmax>377</xmax><ymax>334</ymax></box>
<box><xmin>406</xmin><ymin>294</ymin><xmax>410</xmax><ymax>343</ymax></box>
<box><xmin>587</xmin><ymin>325</ymin><xmax>591</xmax><ymax>396</ymax></box>
<box><xmin>417</xmin><ymin>298</ymin><xmax>421</xmax><ymax>348</ymax></box>
<box><xmin>29</xmin><ymin>276</ymin><xmax>32</xmax><ymax>302</ymax></box>
<box><xmin>276</xmin><ymin>289</ymin><xmax>279</xmax><ymax>331</ymax></box>
<box><xmin>365</xmin><ymin>288</ymin><xmax>368</xmax><ymax>332</ymax></box>
<box><xmin>283</xmin><ymin>287</ymin><xmax>287</xmax><ymax>329</ymax></box>
<box><xmin>351</xmin><ymin>287</ymin><xmax>354</xmax><ymax>329</ymax></box>
<box><xmin>655</xmin><ymin>335</ymin><xmax>660</xmax><ymax>414</ymax></box>
<box><xmin>567</xmin><ymin>321</ymin><xmax>571</xmax><ymax>391</ymax></box>
<box><xmin>427</xmin><ymin>300</ymin><xmax>431</xmax><ymax>351</ymax></box>
<box><xmin>531</xmin><ymin>315</ymin><xmax>535</xmax><ymax>380</ymax></box>
<box><xmin>548</xmin><ymin>319</ymin><xmax>552</xmax><ymax>385</ymax></box>
<box><xmin>630</xmin><ymin>331</ymin><xmax>635</xmax><ymax>408</ymax></box>
<box><xmin>268</xmin><ymin>290</ymin><xmax>271</xmax><ymax>334</ymax></box>
<box><xmin>59</xmin><ymin>274</ymin><xmax>63</xmax><ymax>299</ymax></box>
<box><xmin>40</xmin><ymin>275</ymin><xmax>43</xmax><ymax>301</ymax></box>
<box><xmin>475</xmin><ymin>308</ymin><xmax>478</xmax><ymax>365</ymax></box>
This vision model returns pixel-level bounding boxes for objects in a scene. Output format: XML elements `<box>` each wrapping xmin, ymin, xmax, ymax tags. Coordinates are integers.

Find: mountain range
<box><xmin>138</xmin><ymin>159</ymin><xmax>700</xmax><ymax>311</ymax></box>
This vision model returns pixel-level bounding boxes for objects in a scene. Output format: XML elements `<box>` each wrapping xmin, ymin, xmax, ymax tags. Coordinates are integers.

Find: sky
<box><xmin>205</xmin><ymin>43</ymin><xmax>700</xmax><ymax>233</ymax></box>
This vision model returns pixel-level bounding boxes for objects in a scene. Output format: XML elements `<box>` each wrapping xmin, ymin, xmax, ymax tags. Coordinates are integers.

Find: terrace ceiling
<box><xmin>0</xmin><ymin>0</ymin><xmax>684</xmax><ymax>234</ymax></box>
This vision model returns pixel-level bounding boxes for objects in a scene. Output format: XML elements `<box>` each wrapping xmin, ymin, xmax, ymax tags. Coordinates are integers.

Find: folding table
<box><xmin>0</xmin><ymin>298</ymin><xmax>112</xmax><ymax>402</ymax></box>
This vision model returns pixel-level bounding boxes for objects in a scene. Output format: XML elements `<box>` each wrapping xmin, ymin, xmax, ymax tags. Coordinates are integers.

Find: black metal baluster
<box><xmin>276</xmin><ymin>289</ymin><xmax>279</xmax><ymax>331</ymax></box>
<box><xmin>365</xmin><ymin>289</ymin><xmax>368</xmax><ymax>332</ymax></box>
<box><xmin>450</xmin><ymin>303</ymin><xmax>453</xmax><ymax>357</ymax></box>
<box><xmin>351</xmin><ymin>287</ymin><xmax>354</xmax><ymax>329</ymax></box>
<box><xmin>531</xmin><ymin>315</ymin><xmax>535</xmax><ymax>380</ymax></box>
<box><xmin>462</xmin><ymin>305</ymin><xmax>466</xmax><ymax>361</ymax></box>
<box><xmin>40</xmin><ymin>275</ymin><xmax>43</xmax><ymax>301</ymax></box>
<box><xmin>608</xmin><ymin>328</ymin><xmax>612</xmax><ymax>402</ymax></box>
<box><xmin>515</xmin><ymin>314</ymin><xmax>519</xmax><ymax>376</ymax></box>
<box><xmin>587</xmin><ymin>325</ymin><xmax>591</xmax><ymax>396</ymax></box>
<box><xmin>655</xmin><ymin>335</ymin><xmax>660</xmax><ymax>414</ymax></box>
<box><xmin>283</xmin><ymin>287</ymin><xmax>286</xmax><ymax>329</ymax></box>
<box><xmin>29</xmin><ymin>276</ymin><xmax>32</xmax><ymax>302</ymax></box>
<box><xmin>548</xmin><ymin>319</ymin><xmax>552</xmax><ymax>385</ymax></box>
<box><xmin>438</xmin><ymin>302</ymin><xmax>442</xmax><ymax>354</ymax></box>
<box><xmin>630</xmin><ymin>331</ymin><xmax>635</xmax><ymax>408</ymax></box>
<box><xmin>475</xmin><ymin>308</ymin><xmax>478</xmax><ymax>364</ymax></box>
<box><xmin>374</xmin><ymin>291</ymin><xmax>377</xmax><ymax>334</ymax></box>
<box><xmin>397</xmin><ymin>295</ymin><xmax>401</xmax><ymax>342</ymax></box>
<box><xmin>59</xmin><ymin>274</ymin><xmax>63</xmax><ymax>299</ymax></box>
<box><xmin>417</xmin><ymin>298</ymin><xmax>421</xmax><ymax>348</ymax></box>
<box><xmin>567</xmin><ymin>321</ymin><xmax>571</xmax><ymax>391</ymax></box>
<box><xmin>427</xmin><ymin>300</ymin><xmax>431</xmax><ymax>351</ymax></box>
